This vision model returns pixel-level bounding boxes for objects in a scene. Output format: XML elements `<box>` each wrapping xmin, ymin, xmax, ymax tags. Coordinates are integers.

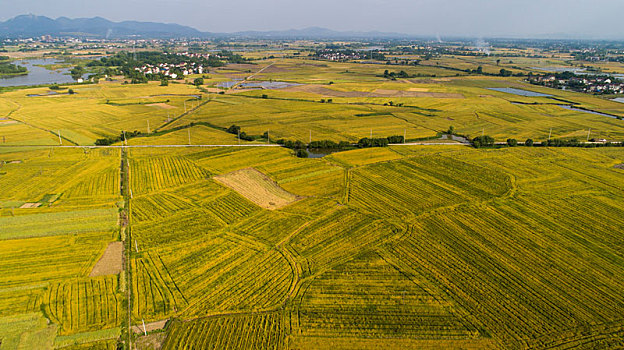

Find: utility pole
<box><xmin>58</xmin><ymin>130</ymin><xmax>62</xmax><ymax>145</ymax></box>
<box><xmin>404</xmin><ymin>129</ymin><xmax>406</xmax><ymax>144</ymax></box>
<box><xmin>309</xmin><ymin>130</ymin><xmax>312</xmax><ymax>144</ymax></box>
<box><xmin>587</xmin><ymin>128</ymin><xmax>591</xmax><ymax>142</ymax></box>
<box><xmin>267</xmin><ymin>129</ymin><xmax>270</xmax><ymax>145</ymax></box>
<box><xmin>188</xmin><ymin>128</ymin><xmax>191</xmax><ymax>145</ymax></box>
<box><xmin>237</xmin><ymin>129</ymin><xmax>240</xmax><ymax>145</ymax></box>
<box><xmin>123</xmin><ymin>131</ymin><xmax>127</xmax><ymax>146</ymax></box>
<box><xmin>549</xmin><ymin>128</ymin><xmax>552</xmax><ymax>141</ymax></box>
<box><xmin>147</xmin><ymin>120</ymin><xmax>150</xmax><ymax>134</ymax></box>
<box><xmin>184</xmin><ymin>101</ymin><xmax>187</xmax><ymax>113</ymax></box>
<box><xmin>370</xmin><ymin>128</ymin><xmax>373</xmax><ymax>139</ymax></box>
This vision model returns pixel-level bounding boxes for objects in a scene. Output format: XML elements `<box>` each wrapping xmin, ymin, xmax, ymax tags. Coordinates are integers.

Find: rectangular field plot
<box><xmin>214</xmin><ymin>168</ymin><xmax>301</xmax><ymax>210</ymax></box>
<box><xmin>129</xmin><ymin>155</ymin><xmax>210</xmax><ymax>195</ymax></box>
<box><xmin>156</xmin><ymin>237</ymin><xmax>293</xmax><ymax>317</ymax></box>
<box><xmin>0</xmin><ymin>208</ymin><xmax>119</xmax><ymax>240</ymax></box>
<box><xmin>295</xmin><ymin>251</ymin><xmax>481</xmax><ymax>340</ymax></box>
<box><xmin>348</xmin><ymin>156</ymin><xmax>511</xmax><ymax>219</ymax></box>
<box><xmin>43</xmin><ymin>276</ymin><xmax>123</xmax><ymax>335</ymax></box>
<box><xmin>0</xmin><ymin>232</ymin><xmax>113</xmax><ymax>288</ymax></box>
<box><xmin>163</xmin><ymin>313</ymin><xmax>284</xmax><ymax>350</ymax></box>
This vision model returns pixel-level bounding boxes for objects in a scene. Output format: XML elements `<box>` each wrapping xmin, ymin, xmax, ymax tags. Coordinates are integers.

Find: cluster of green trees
<box><xmin>467</xmin><ymin>66</ymin><xmax>523</xmax><ymax>77</ymax></box>
<box><xmin>472</xmin><ymin>135</ymin><xmax>624</xmax><ymax>149</ymax></box>
<box><xmin>472</xmin><ymin>135</ymin><xmax>495</xmax><ymax>148</ymax></box>
<box><xmin>70</xmin><ymin>66</ymin><xmax>85</xmax><ymax>80</ymax></box>
<box><xmin>0</xmin><ymin>62</ymin><xmax>27</xmax><ymax>75</ymax></box>
<box><xmin>95</xmin><ymin>130</ymin><xmax>142</xmax><ymax>146</ymax></box>
<box><xmin>226</xmin><ymin>124</ymin><xmax>254</xmax><ymax>141</ymax></box>
<box><xmin>383</xmin><ymin>70</ymin><xmax>410</xmax><ymax>79</ymax></box>
<box><xmin>275</xmin><ymin>139</ymin><xmax>308</xmax><ymax>158</ymax></box>
<box><xmin>357</xmin><ymin>137</ymin><xmax>389</xmax><ymax>148</ymax></box>
<box><xmin>383</xmin><ymin>101</ymin><xmax>404</xmax><ymax>107</ymax></box>
<box><xmin>308</xmin><ymin>140</ymin><xmax>352</xmax><ymax>149</ymax></box>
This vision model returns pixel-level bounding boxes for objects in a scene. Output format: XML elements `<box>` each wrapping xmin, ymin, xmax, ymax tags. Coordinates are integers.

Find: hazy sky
<box><xmin>1</xmin><ymin>0</ymin><xmax>623</xmax><ymax>38</ymax></box>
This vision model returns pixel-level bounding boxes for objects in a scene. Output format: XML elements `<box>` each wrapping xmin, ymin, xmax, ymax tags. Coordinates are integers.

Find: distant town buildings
<box><xmin>529</xmin><ymin>75</ymin><xmax>624</xmax><ymax>95</ymax></box>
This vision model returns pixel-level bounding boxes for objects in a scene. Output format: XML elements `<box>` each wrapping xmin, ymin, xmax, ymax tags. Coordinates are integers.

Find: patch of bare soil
<box><xmin>614</xmin><ymin>163</ymin><xmax>624</xmax><ymax>169</ymax></box>
<box><xmin>146</xmin><ymin>103</ymin><xmax>176</xmax><ymax>109</ymax></box>
<box><xmin>89</xmin><ymin>241</ymin><xmax>123</xmax><ymax>277</ymax></box>
<box><xmin>226</xmin><ymin>63</ymin><xmax>259</xmax><ymax>71</ymax></box>
<box><xmin>134</xmin><ymin>331</ymin><xmax>167</xmax><ymax>350</ymax></box>
<box><xmin>132</xmin><ymin>319</ymin><xmax>169</xmax><ymax>334</ymax></box>
<box><xmin>260</xmin><ymin>65</ymin><xmax>292</xmax><ymax>74</ymax></box>
<box><xmin>19</xmin><ymin>203</ymin><xmax>41</xmax><ymax>209</ymax></box>
<box><xmin>214</xmin><ymin>168</ymin><xmax>301</xmax><ymax>210</ymax></box>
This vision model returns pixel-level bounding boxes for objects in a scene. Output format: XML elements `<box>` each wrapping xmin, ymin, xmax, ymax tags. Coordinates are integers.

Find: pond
<box><xmin>559</xmin><ymin>105</ymin><xmax>621</xmax><ymax>120</ymax></box>
<box><xmin>307</xmin><ymin>148</ymin><xmax>338</xmax><ymax>158</ymax></box>
<box><xmin>238</xmin><ymin>81</ymin><xmax>301</xmax><ymax>89</ymax></box>
<box><xmin>217</xmin><ymin>80</ymin><xmax>301</xmax><ymax>89</ymax></box>
<box><xmin>487</xmin><ymin>87</ymin><xmax>551</xmax><ymax>97</ymax></box>
<box><xmin>0</xmin><ymin>58</ymin><xmax>88</xmax><ymax>87</ymax></box>
<box><xmin>217</xmin><ymin>80</ymin><xmax>242</xmax><ymax>88</ymax></box>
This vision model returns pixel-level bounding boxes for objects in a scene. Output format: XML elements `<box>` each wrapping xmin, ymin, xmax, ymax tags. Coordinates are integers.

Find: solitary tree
<box><xmin>525</xmin><ymin>138</ymin><xmax>534</xmax><ymax>147</ymax></box>
<box><xmin>507</xmin><ymin>138</ymin><xmax>518</xmax><ymax>147</ymax></box>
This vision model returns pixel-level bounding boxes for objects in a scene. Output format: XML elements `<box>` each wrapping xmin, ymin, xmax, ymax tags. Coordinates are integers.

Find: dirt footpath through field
<box><xmin>90</xmin><ymin>241</ymin><xmax>123</xmax><ymax>277</ymax></box>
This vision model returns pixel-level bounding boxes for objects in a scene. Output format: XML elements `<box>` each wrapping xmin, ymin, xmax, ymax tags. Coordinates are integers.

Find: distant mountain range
<box><xmin>0</xmin><ymin>15</ymin><xmax>203</xmax><ymax>38</ymax></box>
<box><xmin>0</xmin><ymin>15</ymin><xmax>415</xmax><ymax>39</ymax></box>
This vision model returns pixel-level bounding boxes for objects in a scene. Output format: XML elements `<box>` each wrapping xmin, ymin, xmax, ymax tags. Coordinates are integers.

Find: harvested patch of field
<box><xmin>146</xmin><ymin>103</ymin><xmax>176</xmax><ymax>109</ymax></box>
<box><xmin>214</xmin><ymin>168</ymin><xmax>301</xmax><ymax>210</ymax></box>
<box><xmin>135</xmin><ymin>332</ymin><xmax>167</xmax><ymax>350</ymax></box>
<box><xmin>407</xmin><ymin>87</ymin><xmax>430</xmax><ymax>92</ymax></box>
<box><xmin>19</xmin><ymin>203</ymin><xmax>41</xmax><ymax>209</ymax></box>
<box><xmin>285</xmin><ymin>85</ymin><xmax>371</xmax><ymax>97</ymax></box>
<box><xmin>202</xmin><ymin>87</ymin><xmax>223</xmax><ymax>93</ymax></box>
<box><xmin>373</xmin><ymin>89</ymin><xmax>464</xmax><ymax>98</ymax></box>
<box><xmin>89</xmin><ymin>241</ymin><xmax>123</xmax><ymax>277</ymax></box>
<box><xmin>0</xmin><ymin>120</ymin><xmax>18</xmax><ymax>125</ymax></box>
<box><xmin>132</xmin><ymin>319</ymin><xmax>169</xmax><ymax>334</ymax></box>
<box><xmin>260</xmin><ymin>65</ymin><xmax>292</xmax><ymax>74</ymax></box>
<box><xmin>226</xmin><ymin>63</ymin><xmax>259</xmax><ymax>71</ymax></box>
